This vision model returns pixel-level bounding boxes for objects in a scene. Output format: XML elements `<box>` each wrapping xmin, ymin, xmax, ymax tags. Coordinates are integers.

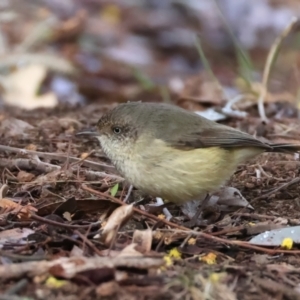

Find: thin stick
<box><xmin>31</xmin><ymin>214</ymin><xmax>101</xmax><ymax>229</ymax></box>
<box><xmin>158</xmin><ymin>229</ymin><xmax>300</xmax><ymax>255</ymax></box>
<box><xmin>0</xmin><ymin>157</ymin><xmax>123</xmax><ymax>181</ymax></box>
<box><xmin>74</xmin><ymin>229</ymin><xmax>103</xmax><ymax>256</ymax></box>
<box><xmin>0</xmin><ymin>145</ymin><xmax>114</xmax><ymax>171</ymax></box>
<box><xmin>123</xmin><ymin>184</ymin><xmax>133</xmax><ymax>203</ymax></box>
<box><xmin>81</xmin><ymin>184</ymin><xmax>190</xmax><ymax>231</ymax></box>
<box><xmin>253</xmin><ymin>177</ymin><xmax>300</xmax><ymax>201</ymax></box>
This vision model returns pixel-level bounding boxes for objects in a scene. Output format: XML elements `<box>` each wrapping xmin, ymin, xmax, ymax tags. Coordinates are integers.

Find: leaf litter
<box><xmin>1</xmin><ymin>1</ymin><xmax>300</xmax><ymax>300</ymax></box>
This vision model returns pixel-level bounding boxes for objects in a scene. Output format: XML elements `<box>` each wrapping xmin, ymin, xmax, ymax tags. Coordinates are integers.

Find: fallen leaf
<box><xmin>1</xmin><ymin>64</ymin><xmax>58</xmax><ymax>110</ymax></box>
<box><xmin>80</xmin><ymin>152</ymin><xmax>90</xmax><ymax>159</ymax></box>
<box><xmin>0</xmin><ymin>197</ymin><xmax>38</xmax><ymax>219</ymax></box>
<box><xmin>132</xmin><ymin>229</ymin><xmax>152</xmax><ymax>253</ymax></box>
<box><xmin>0</xmin><ymin>117</ymin><xmax>34</xmax><ymax>137</ymax></box>
<box><xmin>98</xmin><ymin>204</ymin><xmax>134</xmax><ymax>246</ymax></box>
<box><xmin>0</xmin><ymin>228</ymin><xmax>34</xmax><ymax>248</ymax></box>
<box><xmin>110</xmin><ymin>183</ymin><xmax>119</xmax><ymax>197</ymax></box>
<box><xmin>117</xmin><ymin>244</ymin><xmax>143</xmax><ymax>257</ymax></box>
<box><xmin>17</xmin><ymin>170</ymin><xmax>35</xmax><ymax>182</ymax></box>
<box><xmin>63</xmin><ymin>211</ymin><xmax>72</xmax><ymax>222</ymax></box>
<box><xmin>96</xmin><ymin>281</ymin><xmax>118</xmax><ymax>297</ymax></box>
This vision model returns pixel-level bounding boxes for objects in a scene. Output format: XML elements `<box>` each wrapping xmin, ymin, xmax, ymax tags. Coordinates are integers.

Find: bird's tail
<box><xmin>268</xmin><ymin>143</ymin><xmax>300</xmax><ymax>154</ymax></box>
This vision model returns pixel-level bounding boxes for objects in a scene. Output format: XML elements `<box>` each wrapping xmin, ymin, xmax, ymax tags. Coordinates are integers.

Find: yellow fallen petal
<box><xmin>168</xmin><ymin>248</ymin><xmax>182</xmax><ymax>259</ymax></box>
<box><xmin>157</xmin><ymin>214</ymin><xmax>165</xmax><ymax>220</ymax></box>
<box><xmin>80</xmin><ymin>152</ymin><xmax>90</xmax><ymax>159</ymax></box>
<box><xmin>200</xmin><ymin>253</ymin><xmax>217</xmax><ymax>265</ymax></box>
<box><xmin>281</xmin><ymin>237</ymin><xmax>293</xmax><ymax>250</ymax></box>
<box><xmin>163</xmin><ymin>256</ymin><xmax>173</xmax><ymax>267</ymax></box>
<box><xmin>188</xmin><ymin>237</ymin><xmax>196</xmax><ymax>245</ymax></box>
<box><xmin>45</xmin><ymin>276</ymin><xmax>68</xmax><ymax>288</ymax></box>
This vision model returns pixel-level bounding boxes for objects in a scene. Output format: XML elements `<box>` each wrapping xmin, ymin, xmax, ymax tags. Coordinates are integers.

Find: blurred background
<box><xmin>1</xmin><ymin>0</ymin><xmax>300</xmax><ymax>130</ymax></box>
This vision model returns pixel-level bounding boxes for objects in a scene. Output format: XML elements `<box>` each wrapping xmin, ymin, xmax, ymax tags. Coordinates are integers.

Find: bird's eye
<box><xmin>112</xmin><ymin>126</ymin><xmax>122</xmax><ymax>134</ymax></box>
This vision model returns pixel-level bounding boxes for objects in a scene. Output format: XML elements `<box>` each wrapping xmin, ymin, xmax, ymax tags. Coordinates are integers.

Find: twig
<box><xmin>158</xmin><ymin>229</ymin><xmax>300</xmax><ymax>255</ymax></box>
<box><xmin>70</xmin><ymin>150</ymin><xmax>95</xmax><ymax>167</ymax></box>
<box><xmin>232</xmin><ymin>213</ymin><xmax>276</xmax><ymax>220</ymax></box>
<box><xmin>31</xmin><ymin>214</ymin><xmax>101</xmax><ymax>230</ymax></box>
<box><xmin>179</xmin><ymin>233</ymin><xmax>194</xmax><ymax>248</ymax></box>
<box><xmin>253</xmin><ymin>177</ymin><xmax>300</xmax><ymax>201</ymax></box>
<box><xmin>0</xmin><ymin>157</ymin><xmax>59</xmax><ymax>173</ymax></box>
<box><xmin>218</xmin><ymin>95</ymin><xmax>248</xmax><ymax>118</ymax></box>
<box><xmin>74</xmin><ymin>229</ymin><xmax>103</xmax><ymax>256</ymax></box>
<box><xmin>0</xmin><ymin>296</ymin><xmax>34</xmax><ymax>300</ymax></box>
<box><xmin>0</xmin><ymin>157</ymin><xmax>123</xmax><ymax>181</ymax></box>
<box><xmin>210</xmin><ymin>222</ymin><xmax>283</xmax><ymax>237</ymax></box>
<box><xmin>0</xmin><ymin>256</ymin><xmax>164</xmax><ymax>280</ymax></box>
<box><xmin>81</xmin><ymin>169</ymin><xmax>123</xmax><ymax>181</ymax></box>
<box><xmin>0</xmin><ymin>250</ymin><xmax>46</xmax><ymax>262</ymax></box>
<box><xmin>81</xmin><ymin>184</ymin><xmax>189</xmax><ymax>231</ymax></box>
<box><xmin>156</xmin><ymin>197</ymin><xmax>172</xmax><ymax>221</ymax></box>
<box><xmin>123</xmin><ymin>184</ymin><xmax>133</xmax><ymax>203</ymax></box>
<box><xmin>257</xmin><ymin>17</ymin><xmax>298</xmax><ymax>122</ymax></box>
<box><xmin>0</xmin><ymin>145</ymin><xmax>114</xmax><ymax>171</ymax></box>
<box><xmin>255</xmin><ymin>164</ymin><xmax>285</xmax><ymax>182</ymax></box>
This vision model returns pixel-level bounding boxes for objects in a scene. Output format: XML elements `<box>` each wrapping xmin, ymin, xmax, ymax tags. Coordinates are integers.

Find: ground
<box><xmin>1</xmin><ymin>1</ymin><xmax>300</xmax><ymax>299</ymax></box>
<box><xmin>1</xmin><ymin>103</ymin><xmax>300</xmax><ymax>300</ymax></box>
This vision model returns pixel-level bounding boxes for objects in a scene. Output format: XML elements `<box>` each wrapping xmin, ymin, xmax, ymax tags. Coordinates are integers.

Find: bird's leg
<box><xmin>183</xmin><ymin>194</ymin><xmax>211</xmax><ymax>227</ymax></box>
<box><xmin>146</xmin><ymin>197</ymin><xmax>173</xmax><ymax>220</ymax></box>
<box><xmin>156</xmin><ymin>197</ymin><xmax>172</xmax><ymax>220</ymax></box>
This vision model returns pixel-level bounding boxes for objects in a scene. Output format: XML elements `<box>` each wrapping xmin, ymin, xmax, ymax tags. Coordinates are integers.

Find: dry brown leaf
<box><xmin>80</xmin><ymin>152</ymin><xmax>90</xmax><ymax>159</ymax></box>
<box><xmin>0</xmin><ymin>198</ymin><xmax>37</xmax><ymax>219</ymax></box>
<box><xmin>132</xmin><ymin>229</ymin><xmax>152</xmax><ymax>253</ymax></box>
<box><xmin>25</xmin><ymin>144</ymin><xmax>37</xmax><ymax>151</ymax></box>
<box><xmin>17</xmin><ymin>170</ymin><xmax>35</xmax><ymax>182</ymax></box>
<box><xmin>99</xmin><ymin>203</ymin><xmax>134</xmax><ymax>246</ymax></box>
<box><xmin>117</xmin><ymin>243</ymin><xmax>143</xmax><ymax>257</ymax></box>
<box><xmin>96</xmin><ymin>281</ymin><xmax>119</xmax><ymax>297</ymax></box>
<box><xmin>0</xmin><ymin>117</ymin><xmax>34</xmax><ymax>138</ymax></box>
<box><xmin>63</xmin><ymin>211</ymin><xmax>72</xmax><ymax>222</ymax></box>
<box><xmin>0</xmin><ymin>228</ymin><xmax>35</xmax><ymax>247</ymax></box>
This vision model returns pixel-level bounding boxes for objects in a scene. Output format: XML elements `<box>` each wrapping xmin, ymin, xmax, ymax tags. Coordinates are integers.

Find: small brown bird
<box><xmin>78</xmin><ymin>102</ymin><xmax>300</xmax><ymax>212</ymax></box>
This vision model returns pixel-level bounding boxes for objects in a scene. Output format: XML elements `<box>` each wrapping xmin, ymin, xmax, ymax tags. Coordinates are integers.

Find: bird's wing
<box><xmin>165</xmin><ymin>125</ymin><xmax>271</xmax><ymax>150</ymax></box>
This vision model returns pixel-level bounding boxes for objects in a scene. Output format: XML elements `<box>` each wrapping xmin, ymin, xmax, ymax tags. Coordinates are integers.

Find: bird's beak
<box><xmin>75</xmin><ymin>130</ymin><xmax>99</xmax><ymax>137</ymax></box>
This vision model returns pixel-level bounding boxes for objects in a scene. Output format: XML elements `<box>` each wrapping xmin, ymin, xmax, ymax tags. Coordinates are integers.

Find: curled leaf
<box><xmin>132</xmin><ymin>229</ymin><xmax>152</xmax><ymax>253</ymax></box>
<box><xmin>98</xmin><ymin>204</ymin><xmax>134</xmax><ymax>246</ymax></box>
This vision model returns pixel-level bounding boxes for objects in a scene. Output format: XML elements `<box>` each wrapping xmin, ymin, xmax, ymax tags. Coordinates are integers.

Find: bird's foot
<box><xmin>181</xmin><ymin>194</ymin><xmax>211</xmax><ymax>228</ymax></box>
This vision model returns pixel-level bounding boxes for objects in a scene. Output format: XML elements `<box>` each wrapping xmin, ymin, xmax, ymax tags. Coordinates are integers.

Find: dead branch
<box><xmin>0</xmin><ymin>145</ymin><xmax>113</xmax><ymax>171</ymax></box>
<box><xmin>0</xmin><ymin>255</ymin><xmax>164</xmax><ymax>280</ymax></box>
